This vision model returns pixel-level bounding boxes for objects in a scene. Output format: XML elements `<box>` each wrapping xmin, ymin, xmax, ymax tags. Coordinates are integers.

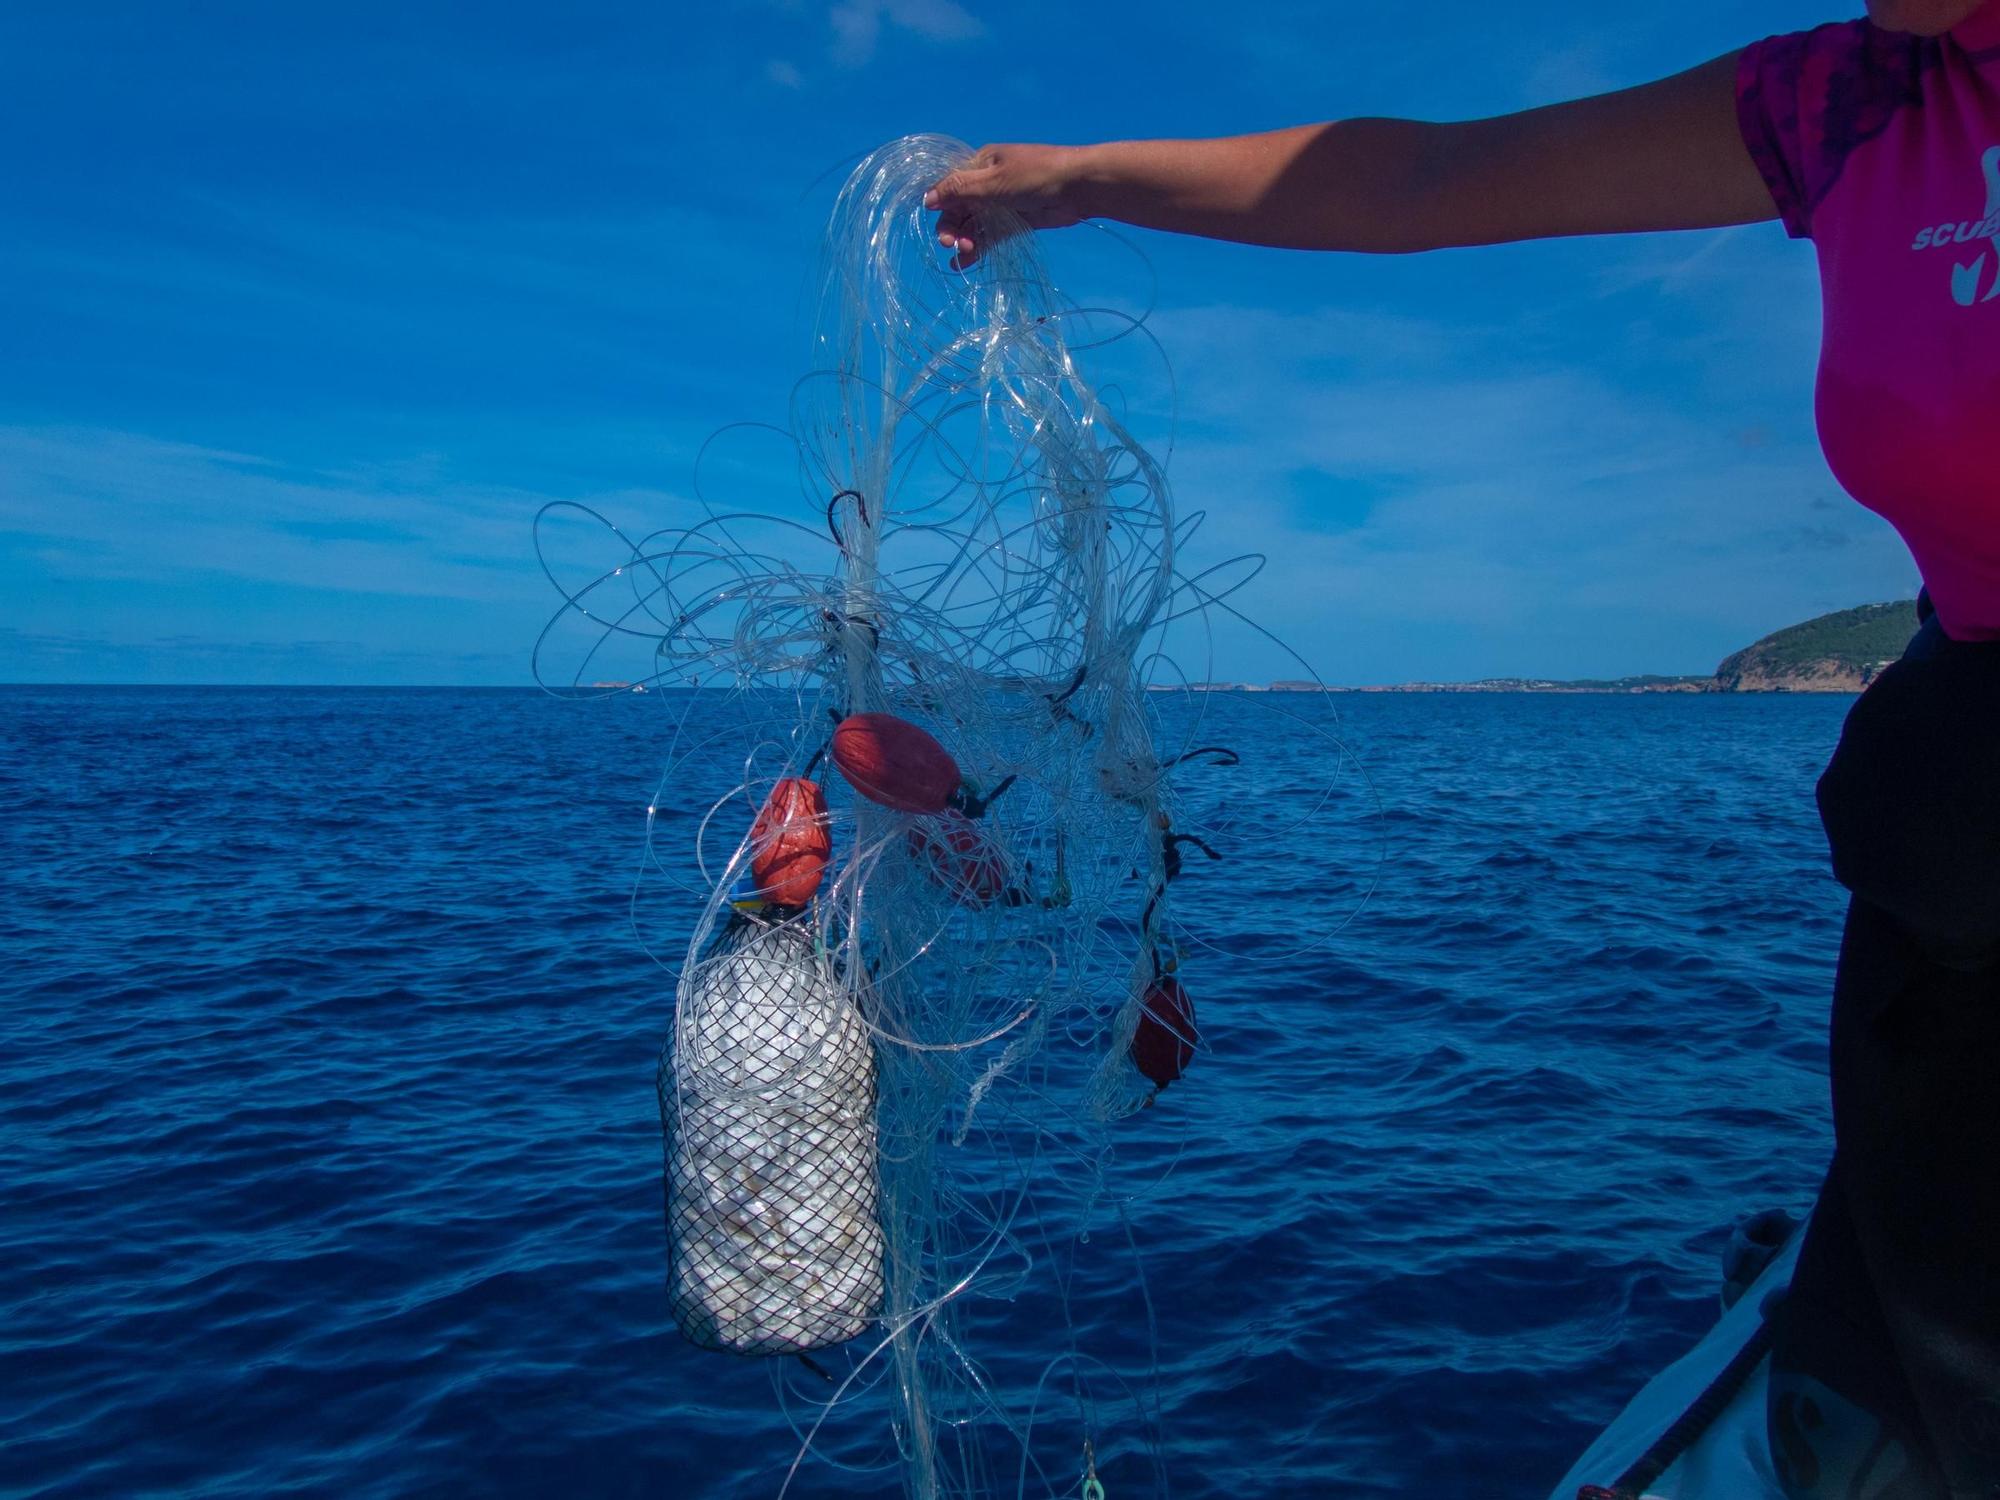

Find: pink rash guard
<box><xmin>1737</xmin><ymin>3</ymin><xmax>2000</xmax><ymax>640</ymax></box>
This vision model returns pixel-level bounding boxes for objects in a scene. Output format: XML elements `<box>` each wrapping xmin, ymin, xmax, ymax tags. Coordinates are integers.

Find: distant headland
<box><xmin>1170</xmin><ymin>601</ymin><xmax>1920</xmax><ymax>694</ymax></box>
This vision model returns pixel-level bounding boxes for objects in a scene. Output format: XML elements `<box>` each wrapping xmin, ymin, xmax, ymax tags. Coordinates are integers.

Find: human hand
<box><xmin>924</xmin><ymin>144</ymin><xmax>1089</xmax><ymax>269</ymax></box>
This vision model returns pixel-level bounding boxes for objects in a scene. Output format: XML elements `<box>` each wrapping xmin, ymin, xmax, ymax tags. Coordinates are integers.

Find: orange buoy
<box><xmin>831</xmin><ymin>713</ymin><xmax>961</xmax><ymax>814</ymax></box>
<box><xmin>907</xmin><ymin>811</ymin><xmax>1007</xmax><ymax>907</ymax></box>
<box><xmin>748</xmin><ymin>777</ymin><xmax>832</xmax><ymax>907</ymax></box>
<box><xmin>1130</xmin><ymin>976</ymin><xmax>1197</xmax><ymax>1090</ymax></box>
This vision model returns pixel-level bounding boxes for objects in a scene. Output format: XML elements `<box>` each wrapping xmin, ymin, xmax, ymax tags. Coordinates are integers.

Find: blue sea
<box><xmin>1</xmin><ymin>686</ymin><xmax>1855</xmax><ymax>1499</ymax></box>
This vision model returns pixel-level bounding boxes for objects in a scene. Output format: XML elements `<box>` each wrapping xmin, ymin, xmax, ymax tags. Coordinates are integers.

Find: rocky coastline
<box><xmin>1173</xmin><ymin>601</ymin><xmax>1920</xmax><ymax>694</ymax></box>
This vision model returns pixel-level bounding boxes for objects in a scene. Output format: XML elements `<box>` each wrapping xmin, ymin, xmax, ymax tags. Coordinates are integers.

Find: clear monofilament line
<box><xmin>534</xmin><ymin>132</ymin><xmax>1373</xmax><ymax>1500</ymax></box>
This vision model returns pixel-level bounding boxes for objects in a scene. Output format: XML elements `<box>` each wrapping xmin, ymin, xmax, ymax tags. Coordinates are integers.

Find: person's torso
<box><xmin>1801</xmin><ymin>10</ymin><xmax>2000</xmax><ymax>638</ymax></box>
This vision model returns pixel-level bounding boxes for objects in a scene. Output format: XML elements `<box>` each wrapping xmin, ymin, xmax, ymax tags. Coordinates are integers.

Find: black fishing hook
<box><xmin>950</xmin><ymin>773</ymin><xmax>1017</xmax><ymax>820</ymax></box>
<box><xmin>826</xmin><ymin>488</ymin><xmax>868</xmax><ymax>551</ymax></box>
<box><xmin>1159</xmin><ymin>744</ymin><xmax>1239</xmax><ymax>771</ymax></box>
<box><xmin>1162</xmin><ymin>830</ymin><xmax>1222</xmax><ymax>883</ymax></box>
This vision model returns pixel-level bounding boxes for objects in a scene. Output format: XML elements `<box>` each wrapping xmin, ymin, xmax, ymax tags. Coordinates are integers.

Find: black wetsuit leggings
<box><xmin>1769</xmin><ymin>601</ymin><xmax>2000</xmax><ymax>1500</ymax></box>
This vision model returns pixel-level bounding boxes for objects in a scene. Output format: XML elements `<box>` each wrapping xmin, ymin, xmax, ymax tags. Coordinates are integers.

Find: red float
<box><xmin>748</xmin><ymin>777</ymin><xmax>832</xmax><ymax>907</ymax></box>
<box><xmin>831</xmin><ymin>713</ymin><xmax>961</xmax><ymax>814</ymax></box>
<box><xmin>1130</xmin><ymin>976</ymin><xmax>1197</xmax><ymax>1090</ymax></box>
<box><xmin>907</xmin><ymin>811</ymin><xmax>1007</xmax><ymax>907</ymax></box>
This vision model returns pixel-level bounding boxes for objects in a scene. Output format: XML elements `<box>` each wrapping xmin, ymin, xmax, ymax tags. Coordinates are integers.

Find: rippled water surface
<box><xmin>2</xmin><ymin>686</ymin><xmax>1858</xmax><ymax>1498</ymax></box>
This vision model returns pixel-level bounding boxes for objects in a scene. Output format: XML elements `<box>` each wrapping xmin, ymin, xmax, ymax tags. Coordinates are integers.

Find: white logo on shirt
<box><xmin>1908</xmin><ymin>145</ymin><xmax>2000</xmax><ymax>305</ymax></box>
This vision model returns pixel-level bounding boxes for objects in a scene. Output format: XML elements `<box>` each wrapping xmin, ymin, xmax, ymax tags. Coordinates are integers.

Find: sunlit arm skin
<box><xmin>927</xmin><ymin>55</ymin><xmax>1774</xmax><ymax>264</ymax></box>
<box><xmin>927</xmin><ymin>0</ymin><xmax>1988</xmax><ymax>267</ymax></box>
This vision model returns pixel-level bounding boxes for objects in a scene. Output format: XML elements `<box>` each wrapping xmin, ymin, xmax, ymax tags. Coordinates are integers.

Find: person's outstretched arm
<box><xmin>926</xmin><ymin>52</ymin><xmax>1775</xmax><ymax>266</ymax></box>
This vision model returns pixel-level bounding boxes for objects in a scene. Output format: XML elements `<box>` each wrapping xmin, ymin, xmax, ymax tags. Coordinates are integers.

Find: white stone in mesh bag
<box><xmin>661</xmin><ymin>918</ymin><xmax>884</xmax><ymax>1354</ymax></box>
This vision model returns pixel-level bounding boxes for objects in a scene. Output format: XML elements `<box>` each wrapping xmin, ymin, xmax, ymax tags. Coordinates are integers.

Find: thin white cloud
<box><xmin>1519</xmin><ymin>39</ymin><xmax>1624</xmax><ymax>107</ymax></box>
<box><xmin>829</xmin><ymin>0</ymin><xmax>983</xmax><ymax>68</ymax></box>
<box><xmin>1134</xmin><ymin>287</ymin><xmax>1915</xmax><ymax>683</ymax></box>
<box><xmin>0</xmin><ymin>425</ymin><xmax>587</xmax><ymax>602</ymax></box>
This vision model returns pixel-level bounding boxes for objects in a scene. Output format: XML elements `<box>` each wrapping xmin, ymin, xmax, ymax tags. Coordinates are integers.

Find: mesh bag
<box><xmin>661</xmin><ymin>915</ymin><xmax>884</xmax><ymax>1355</ymax></box>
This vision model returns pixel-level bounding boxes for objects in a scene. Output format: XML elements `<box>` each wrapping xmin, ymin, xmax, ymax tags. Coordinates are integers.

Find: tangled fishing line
<box><xmin>535</xmin><ymin>136</ymin><xmax>1373</xmax><ymax>1499</ymax></box>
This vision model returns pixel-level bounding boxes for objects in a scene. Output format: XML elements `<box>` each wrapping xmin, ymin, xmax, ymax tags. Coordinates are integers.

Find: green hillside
<box><xmin>1713</xmin><ymin>601</ymin><xmax>1917</xmax><ymax>689</ymax></box>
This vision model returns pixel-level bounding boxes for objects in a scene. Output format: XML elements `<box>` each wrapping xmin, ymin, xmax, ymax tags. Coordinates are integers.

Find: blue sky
<box><xmin>0</xmin><ymin>1</ymin><xmax>1919</xmax><ymax>686</ymax></box>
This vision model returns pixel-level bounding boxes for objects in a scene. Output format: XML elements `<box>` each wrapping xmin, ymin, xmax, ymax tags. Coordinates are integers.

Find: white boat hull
<box><xmin>1550</xmin><ymin>1233</ymin><xmax>1799</xmax><ymax>1500</ymax></box>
